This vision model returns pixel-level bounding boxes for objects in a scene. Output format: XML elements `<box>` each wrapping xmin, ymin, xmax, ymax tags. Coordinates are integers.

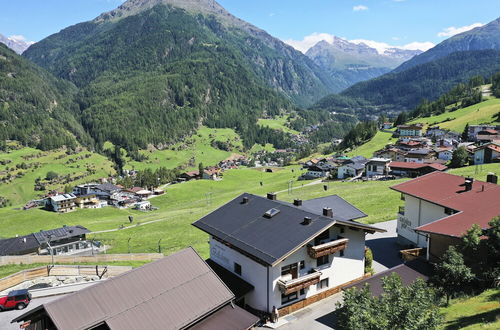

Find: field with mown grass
<box><xmin>440</xmin><ymin>288</ymin><xmax>500</xmax><ymax>330</ymax></box>
<box><xmin>257</xmin><ymin>115</ymin><xmax>299</xmax><ymax>135</ymax></box>
<box><xmin>409</xmin><ymin>98</ymin><xmax>500</xmax><ymax>132</ymax></box>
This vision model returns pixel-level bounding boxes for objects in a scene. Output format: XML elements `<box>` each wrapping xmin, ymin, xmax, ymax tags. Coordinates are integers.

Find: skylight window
<box><xmin>264</xmin><ymin>208</ymin><xmax>280</xmax><ymax>218</ymax></box>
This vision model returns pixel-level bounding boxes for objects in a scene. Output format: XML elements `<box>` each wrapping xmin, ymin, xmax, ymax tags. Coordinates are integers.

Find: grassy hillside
<box><xmin>0</xmin><ymin>144</ymin><xmax>115</xmax><ymax>206</ymax></box>
<box><xmin>346</xmin><ymin>130</ymin><xmax>397</xmax><ymax>158</ymax></box>
<box><xmin>124</xmin><ymin>127</ymin><xmax>244</xmax><ymax>171</ymax></box>
<box><xmin>409</xmin><ymin>98</ymin><xmax>500</xmax><ymax>132</ymax></box>
<box><xmin>440</xmin><ymin>288</ymin><xmax>500</xmax><ymax>330</ymax></box>
<box><xmin>257</xmin><ymin>116</ymin><xmax>300</xmax><ymax>135</ymax></box>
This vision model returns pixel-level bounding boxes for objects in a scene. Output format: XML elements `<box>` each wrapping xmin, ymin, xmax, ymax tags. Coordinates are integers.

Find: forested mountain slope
<box><xmin>396</xmin><ymin>17</ymin><xmax>500</xmax><ymax>71</ymax></box>
<box><xmin>312</xmin><ymin>50</ymin><xmax>500</xmax><ymax>118</ymax></box>
<box><xmin>0</xmin><ymin>44</ymin><xmax>90</xmax><ymax>150</ymax></box>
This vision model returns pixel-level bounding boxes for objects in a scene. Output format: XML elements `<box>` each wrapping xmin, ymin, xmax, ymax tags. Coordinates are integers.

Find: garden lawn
<box><xmin>440</xmin><ymin>288</ymin><xmax>500</xmax><ymax>330</ymax></box>
<box><xmin>409</xmin><ymin>98</ymin><xmax>500</xmax><ymax>133</ymax></box>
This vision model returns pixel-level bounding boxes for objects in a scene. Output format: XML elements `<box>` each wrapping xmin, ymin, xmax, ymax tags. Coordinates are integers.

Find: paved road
<box><xmin>0</xmin><ymin>296</ymin><xmax>64</xmax><ymax>330</ymax></box>
<box><xmin>365</xmin><ymin>220</ymin><xmax>401</xmax><ymax>273</ymax></box>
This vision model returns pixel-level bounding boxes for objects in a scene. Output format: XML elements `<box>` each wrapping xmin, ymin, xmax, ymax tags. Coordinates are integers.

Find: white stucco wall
<box><xmin>209</xmin><ymin>224</ymin><xmax>367</xmax><ymax>312</ymax></box>
<box><xmin>397</xmin><ymin>194</ymin><xmax>449</xmax><ymax>247</ymax></box>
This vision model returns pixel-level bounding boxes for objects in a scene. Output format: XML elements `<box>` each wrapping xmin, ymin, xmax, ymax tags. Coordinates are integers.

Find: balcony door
<box><xmin>281</xmin><ymin>263</ymin><xmax>298</xmax><ymax>279</ymax></box>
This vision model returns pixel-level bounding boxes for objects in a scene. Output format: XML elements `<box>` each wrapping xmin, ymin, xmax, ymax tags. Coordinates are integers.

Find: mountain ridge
<box><xmin>396</xmin><ymin>17</ymin><xmax>500</xmax><ymax>71</ymax></box>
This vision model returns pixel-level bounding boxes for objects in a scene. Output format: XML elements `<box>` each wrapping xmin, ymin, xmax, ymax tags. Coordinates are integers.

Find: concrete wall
<box><xmin>397</xmin><ymin>195</ymin><xmax>448</xmax><ymax>247</ymax></box>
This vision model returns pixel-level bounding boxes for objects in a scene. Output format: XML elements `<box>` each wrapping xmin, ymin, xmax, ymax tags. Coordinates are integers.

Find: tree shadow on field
<box><xmin>443</xmin><ymin>308</ymin><xmax>500</xmax><ymax>330</ymax></box>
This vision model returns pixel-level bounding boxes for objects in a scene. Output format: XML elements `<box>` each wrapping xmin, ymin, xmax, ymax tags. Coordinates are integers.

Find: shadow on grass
<box><xmin>443</xmin><ymin>308</ymin><xmax>500</xmax><ymax>330</ymax></box>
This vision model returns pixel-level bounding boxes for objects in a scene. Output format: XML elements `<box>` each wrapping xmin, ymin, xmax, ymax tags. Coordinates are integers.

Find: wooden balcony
<box><xmin>278</xmin><ymin>270</ymin><xmax>322</xmax><ymax>295</ymax></box>
<box><xmin>307</xmin><ymin>238</ymin><xmax>349</xmax><ymax>259</ymax></box>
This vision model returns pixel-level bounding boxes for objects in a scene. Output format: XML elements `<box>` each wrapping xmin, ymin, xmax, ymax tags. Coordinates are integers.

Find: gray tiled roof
<box><xmin>193</xmin><ymin>193</ymin><xmax>384</xmax><ymax>266</ymax></box>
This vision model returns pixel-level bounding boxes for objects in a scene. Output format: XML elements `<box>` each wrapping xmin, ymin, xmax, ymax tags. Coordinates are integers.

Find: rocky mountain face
<box><xmin>396</xmin><ymin>17</ymin><xmax>500</xmax><ymax>71</ymax></box>
<box><xmin>0</xmin><ymin>34</ymin><xmax>32</xmax><ymax>54</ymax></box>
<box><xmin>305</xmin><ymin>37</ymin><xmax>421</xmax><ymax>90</ymax></box>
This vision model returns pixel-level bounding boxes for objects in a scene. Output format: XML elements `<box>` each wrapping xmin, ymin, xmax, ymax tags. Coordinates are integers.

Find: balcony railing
<box><xmin>277</xmin><ymin>270</ymin><xmax>322</xmax><ymax>295</ymax></box>
<box><xmin>398</xmin><ymin>206</ymin><xmax>405</xmax><ymax>215</ymax></box>
<box><xmin>307</xmin><ymin>238</ymin><xmax>349</xmax><ymax>259</ymax></box>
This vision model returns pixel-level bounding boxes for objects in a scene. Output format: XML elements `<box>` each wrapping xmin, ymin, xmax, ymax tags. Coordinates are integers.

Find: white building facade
<box><xmin>208</xmin><ymin>224</ymin><xmax>365</xmax><ymax>312</ymax></box>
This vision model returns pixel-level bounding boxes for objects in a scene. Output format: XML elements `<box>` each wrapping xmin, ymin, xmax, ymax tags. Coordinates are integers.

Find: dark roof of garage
<box><xmin>343</xmin><ymin>259</ymin><xmax>433</xmax><ymax>296</ymax></box>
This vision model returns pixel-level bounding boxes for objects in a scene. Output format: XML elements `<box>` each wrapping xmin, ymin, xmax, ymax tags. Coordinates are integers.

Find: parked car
<box><xmin>0</xmin><ymin>289</ymin><xmax>32</xmax><ymax>311</ymax></box>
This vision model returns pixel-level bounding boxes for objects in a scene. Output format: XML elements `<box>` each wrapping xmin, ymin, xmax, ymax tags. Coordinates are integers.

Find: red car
<box><xmin>0</xmin><ymin>289</ymin><xmax>31</xmax><ymax>311</ymax></box>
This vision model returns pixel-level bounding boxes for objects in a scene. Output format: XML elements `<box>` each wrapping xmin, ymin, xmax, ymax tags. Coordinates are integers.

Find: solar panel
<box><xmin>264</xmin><ymin>208</ymin><xmax>280</xmax><ymax>218</ymax></box>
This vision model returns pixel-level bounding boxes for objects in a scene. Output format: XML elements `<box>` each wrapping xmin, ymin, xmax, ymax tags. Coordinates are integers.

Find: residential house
<box><xmin>396</xmin><ymin>124</ymin><xmax>424</xmax><ymax>137</ymax></box>
<box><xmin>203</xmin><ymin>167</ymin><xmax>223</xmax><ymax>180</ymax></box>
<box><xmin>192</xmin><ymin>193</ymin><xmax>385</xmax><ymax>316</ymax></box>
<box><xmin>180</xmin><ymin>170</ymin><xmax>200</xmax><ymax>181</ymax></box>
<box><xmin>404</xmin><ymin>149</ymin><xmax>436</xmax><ymax>163</ymax></box>
<box><xmin>0</xmin><ymin>225</ymin><xmax>91</xmax><ymax>256</ymax></box>
<box><xmin>436</xmin><ymin>147</ymin><xmax>454</xmax><ymax>161</ymax></box>
<box><xmin>75</xmin><ymin>194</ymin><xmax>100</xmax><ymax>209</ymax></box>
<box><xmin>382</xmin><ymin>122</ymin><xmax>393</xmax><ymax>130</ymax></box>
<box><xmin>374</xmin><ymin>148</ymin><xmax>406</xmax><ymax>162</ymax></box>
<box><xmin>426</xmin><ymin>126</ymin><xmax>447</xmax><ymax>139</ymax></box>
<box><xmin>476</xmin><ymin>130</ymin><xmax>500</xmax><ymax>143</ymax></box>
<box><xmin>337</xmin><ymin>156</ymin><xmax>368</xmax><ymax>179</ymax></box>
<box><xmin>391</xmin><ymin>173</ymin><xmax>500</xmax><ymax>259</ymax></box>
<box><xmin>365</xmin><ymin>158</ymin><xmax>391</xmax><ymax>178</ymax></box>
<box><xmin>46</xmin><ymin>194</ymin><xmax>77</xmax><ymax>213</ymax></box>
<box><xmin>303</xmin><ymin>164</ymin><xmax>333</xmax><ymax>179</ymax></box>
<box><xmin>389</xmin><ymin>162</ymin><xmax>447</xmax><ymax>178</ymax></box>
<box><xmin>134</xmin><ymin>201</ymin><xmax>151</xmax><ymax>210</ymax></box>
<box><xmin>468</xmin><ymin>125</ymin><xmax>500</xmax><ymax>141</ymax></box>
<box><xmin>470</xmin><ymin>143</ymin><xmax>500</xmax><ymax>164</ymax></box>
<box><xmin>12</xmin><ymin>248</ymin><xmax>259</xmax><ymax>330</ymax></box>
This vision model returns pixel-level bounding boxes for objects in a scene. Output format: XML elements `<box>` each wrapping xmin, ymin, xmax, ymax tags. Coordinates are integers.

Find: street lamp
<box><xmin>158</xmin><ymin>239</ymin><xmax>162</xmax><ymax>254</ymax></box>
<box><xmin>127</xmin><ymin>237</ymin><xmax>131</xmax><ymax>254</ymax></box>
<box><xmin>46</xmin><ymin>234</ymin><xmax>55</xmax><ymax>268</ymax></box>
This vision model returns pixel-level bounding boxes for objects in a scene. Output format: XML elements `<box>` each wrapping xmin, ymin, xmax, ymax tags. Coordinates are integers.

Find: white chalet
<box><xmin>193</xmin><ymin>193</ymin><xmax>385</xmax><ymax>316</ymax></box>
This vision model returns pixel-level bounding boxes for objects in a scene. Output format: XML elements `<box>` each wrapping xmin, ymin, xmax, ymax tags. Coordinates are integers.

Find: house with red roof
<box><xmin>389</xmin><ymin>162</ymin><xmax>447</xmax><ymax>178</ymax></box>
<box><xmin>391</xmin><ymin>172</ymin><xmax>500</xmax><ymax>262</ymax></box>
<box><xmin>470</xmin><ymin>142</ymin><xmax>500</xmax><ymax>165</ymax></box>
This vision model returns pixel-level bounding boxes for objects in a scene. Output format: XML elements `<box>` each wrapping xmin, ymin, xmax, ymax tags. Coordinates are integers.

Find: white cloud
<box><xmin>283</xmin><ymin>33</ymin><xmax>337</xmax><ymax>53</ymax></box>
<box><xmin>437</xmin><ymin>22</ymin><xmax>483</xmax><ymax>37</ymax></box>
<box><xmin>8</xmin><ymin>35</ymin><xmax>35</xmax><ymax>45</ymax></box>
<box><xmin>353</xmin><ymin>5</ymin><xmax>368</xmax><ymax>11</ymax></box>
<box><xmin>284</xmin><ymin>33</ymin><xmax>435</xmax><ymax>54</ymax></box>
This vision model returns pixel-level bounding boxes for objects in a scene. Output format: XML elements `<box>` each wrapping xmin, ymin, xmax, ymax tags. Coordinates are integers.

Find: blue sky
<box><xmin>1</xmin><ymin>0</ymin><xmax>499</xmax><ymax>53</ymax></box>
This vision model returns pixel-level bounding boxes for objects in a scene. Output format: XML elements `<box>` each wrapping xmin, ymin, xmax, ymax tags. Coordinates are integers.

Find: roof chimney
<box><xmin>464</xmin><ymin>177</ymin><xmax>474</xmax><ymax>191</ymax></box>
<box><xmin>242</xmin><ymin>196</ymin><xmax>249</xmax><ymax>204</ymax></box>
<box><xmin>323</xmin><ymin>207</ymin><xmax>333</xmax><ymax>217</ymax></box>
<box><xmin>293</xmin><ymin>199</ymin><xmax>302</xmax><ymax>207</ymax></box>
<box><xmin>302</xmin><ymin>217</ymin><xmax>312</xmax><ymax>225</ymax></box>
<box><xmin>267</xmin><ymin>193</ymin><xmax>277</xmax><ymax>200</ymax></box>
<box><xmin>487</xmin><ymin>173</ymin><xmax>498</xmax><ymax>184</ymax></box>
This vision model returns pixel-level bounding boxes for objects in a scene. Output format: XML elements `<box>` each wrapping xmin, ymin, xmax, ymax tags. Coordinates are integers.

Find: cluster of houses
<box><xmin>179</xmin><ymin>155</ymin><xmax>251</xmax><ymax>182</ymax></box>
<box><xmin>301</xmin><ymin>123</ymin><xmax>500</xmax><ymax>181</ymax></box>
<box><xmin>44</xmin><ymin>182</ymin><xmax>163</xmax><ymax>213</ymax></box>
<box><xmin>11</xmin><ymin>170</ymin><xmax>500</xmax><ymax>329</ymax></box>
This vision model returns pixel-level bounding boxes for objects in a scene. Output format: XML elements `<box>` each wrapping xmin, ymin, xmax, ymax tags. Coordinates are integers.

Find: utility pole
<box><xmin>127</xmin><ymin>237</ymin><xmax>131</xmax><ymax>254</ymax></box>
<box><xmin>158</xmin><ymin>239</ymin><xmax>162</xmax><ymax>254</ymax></box>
